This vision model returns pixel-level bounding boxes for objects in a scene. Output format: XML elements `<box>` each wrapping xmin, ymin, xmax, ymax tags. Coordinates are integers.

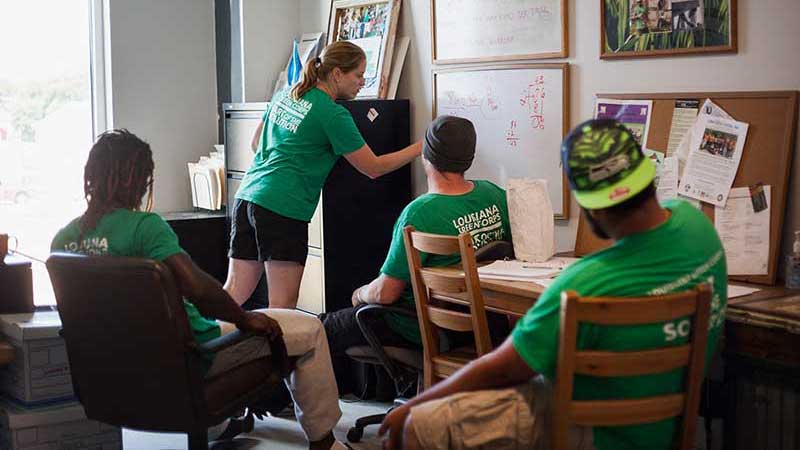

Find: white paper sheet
<box><xmin>674</xmin><ymin>100</ymin><xmax>733</xmax><ymax>172</ymax></box>
<box><xmin>666</xmin><ymin>100</ymin><xmax>699</xmax><ymax>156</ymax></box>
<box><xmin>679</xmin><ymin>114</ymin><xmax>748</xmax><ymax>207</ymax></box>
<box><xmin>728</xmin><ymin>284</ymin><xmax>761</xmax><ymax>299</ymax></box>
<box><xmin>645</xmin><ymin>149</ymin><xmax>678</xmax><ymax>202</ymax></box>
<box><xmin>715</xmin><ymin>186</ymin><xmax>771</xmax><ymax>275</ymax></box>
<box><xmin>477</xmin><ymin>256</ymin><xmax>578</xmax><ymax>282</ymax></box>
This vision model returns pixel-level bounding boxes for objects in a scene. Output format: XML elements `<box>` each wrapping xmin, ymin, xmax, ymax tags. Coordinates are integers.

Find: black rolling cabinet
<box><xmin>318</xmin><ymin>99</ymin><xmax>412</xmax><ymax>313</ymax></box>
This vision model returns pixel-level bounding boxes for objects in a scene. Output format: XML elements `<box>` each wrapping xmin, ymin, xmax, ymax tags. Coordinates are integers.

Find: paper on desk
<box><xmin>728</xmin><ymin>284</ymin><xmax>761</xmax><ymax>299</ymax></box>
<box><xmin>478</xmin><ymin>260</ymin><xmax>561</xmax><ymax>280</ymax></box>
<box><xmin>715</xmin><ymin>186</ymin><xmax>770</xmax><ymax>276</ymax></box>
<box><xmin>532</xmin><ymin>278</ymin><xmax>557</xmax><ymax>288</ymax></box>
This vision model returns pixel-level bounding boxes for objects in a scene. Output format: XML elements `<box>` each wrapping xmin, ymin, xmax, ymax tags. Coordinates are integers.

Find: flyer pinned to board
<box><xmin>678</xmin><ymin>114</ymin><xmax>748</xmax><ymax>207</ymax></box>
<box><xmin>594</xmin><ymin>98</ymin><xmax>653</xmax><ymax>148</ymax></box>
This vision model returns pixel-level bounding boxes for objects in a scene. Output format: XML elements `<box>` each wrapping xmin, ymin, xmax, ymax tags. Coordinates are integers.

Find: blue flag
<box><xmin>287</xmin><ymin>40</ymin><xmax>303</xmax><ymax>87</ymax></box>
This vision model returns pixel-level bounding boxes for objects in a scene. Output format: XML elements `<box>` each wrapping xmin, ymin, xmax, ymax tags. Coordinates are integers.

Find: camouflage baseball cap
<box><xmin>561</xmin><ymin>119</ymin><xmax>655</xmax><ymax>209</ymax></box>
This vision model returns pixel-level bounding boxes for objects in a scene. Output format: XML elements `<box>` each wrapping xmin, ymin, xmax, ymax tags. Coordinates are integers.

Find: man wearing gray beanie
<box><xmin>322</xmin><ymin>115</ymin><xmax>512</xmax><ymax>363</ymax></box>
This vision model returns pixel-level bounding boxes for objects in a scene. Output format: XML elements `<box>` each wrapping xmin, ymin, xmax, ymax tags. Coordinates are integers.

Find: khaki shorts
<box><xmin>409</xmin><ymin>376</ymin><xmax>594</xmax><ymax>450</ymax></box>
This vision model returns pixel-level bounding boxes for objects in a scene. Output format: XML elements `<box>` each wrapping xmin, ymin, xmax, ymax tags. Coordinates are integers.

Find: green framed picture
<box><xmin>601</xmin><ymin>0</ymin><xmax>736</xmax><ymax>58</ymax></box>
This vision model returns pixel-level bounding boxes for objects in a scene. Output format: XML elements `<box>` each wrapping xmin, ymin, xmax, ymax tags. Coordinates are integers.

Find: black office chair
<box><xmin>344</xmin><ymin>304</ymin><xmax>423</xmax><ymax>443</ymax></box>
<box><xmin>46</xmin><ymin>252</ymin><xmax>291</xmax><ymax>450</ymax></box>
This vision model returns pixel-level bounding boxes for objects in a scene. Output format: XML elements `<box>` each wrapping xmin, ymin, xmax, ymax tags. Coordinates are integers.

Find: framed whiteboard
<box><xmin>431</xmin><ymin>0</ymin><xmax>567</xmax><ymax>64</ymax></box>
<box><xmin>433</xmin><ymin>64</ymin><xmax>570</xmax><ymax>218</ymax></box>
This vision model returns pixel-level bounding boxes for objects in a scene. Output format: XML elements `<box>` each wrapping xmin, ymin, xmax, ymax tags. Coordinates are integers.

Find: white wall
<box><xmin>107</xmin><ymin>0</ymin><xmax>218</xmax><ymax>213</ymax></box>
<box><xmin>296</xmin><ymin>0</ymin><xmax>800</xmax><ymax>258</ymax></box>
<box><xmin>242</xmin><ymin>0</ymin><xmax>301</xmax><ymax>101</ymax></box>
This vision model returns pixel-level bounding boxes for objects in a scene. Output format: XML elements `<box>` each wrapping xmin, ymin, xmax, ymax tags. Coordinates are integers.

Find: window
<box><xmin>0</xmin><ymin>0</ymin><xmax>105</xmax><ymax>305</ymax></box>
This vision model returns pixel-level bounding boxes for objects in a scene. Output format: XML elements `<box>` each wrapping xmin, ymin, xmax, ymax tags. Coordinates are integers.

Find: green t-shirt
<box><xmin>380</xmin><ymin>180</ymin><xmax>512</xmax><ymax>344</ymax></box>
<box><xmin>511</xmin><ymin>200</ymin><xmax>728</xmax><ymax>450</ymax></box>
<box><xmin>50</xmin><ymin>209</ymin><xmax>222</xmax><ymax>344</ymax></box>
<box><xmin>235</xmin><ymin>87</ymin><xmax>366</xmax><ymax>222</ymax></box>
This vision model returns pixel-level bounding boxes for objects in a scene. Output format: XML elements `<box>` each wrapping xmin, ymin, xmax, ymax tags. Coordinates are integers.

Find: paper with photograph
<box><xmin>679</xmin><ymin>114</ymin><xmax>748</xmax><ymax>207</ymax></box>
<box><xmin>674</xmin><ymin>99</ymin><xmax>732</xmax><ymax>168</ymax></box>
<box><xmin>715</xmin><ymin>186</ymin><xmax>770</xmax><ymax>275</ymax></box>
<box><xmin>595</xmin><ymin>99</ymin><xmax>653</xmax><ymax>148</ymax></box>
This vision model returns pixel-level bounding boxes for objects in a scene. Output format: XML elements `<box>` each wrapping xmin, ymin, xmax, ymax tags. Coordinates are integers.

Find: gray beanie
<box><xmin>423</xmin><ymin>115</ymin><xmax>476</xmax><ymax>173</ymax></box>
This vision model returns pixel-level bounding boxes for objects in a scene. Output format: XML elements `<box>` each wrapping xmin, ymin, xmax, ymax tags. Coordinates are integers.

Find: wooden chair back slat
<box><xmin>552</xmin><ymin>284</ymin><xmax>712</xmax><ymax>450</ymax></box>
<box><xmin>421</xmin><ymin>269</ymin><xmax>467</xmax><ymax>293</ymax></box>
<box><xmin>409</xmin><ymin>230</ymin><xmax>462</xmax><ymax>255</ymax></box>
<box><xmin>575</xmin><ymin>294</ymin><xmax>697</xmax><ymax>325</ymax></box>
<box><xmin>574</xmin><ymin>346</ymin><xmax>691</xmax><ymax>377</ymax></box>
<box><xmin>403</xmin><ymin>225</ymin><xmax>493</xmax><ymax>389</ymax></box>
<box><xmin>570</xmin><ymin>394</ymin><xmax>685</xmax><ymax>427</ymax></box>
<box><xmin>427</xmin><ymin>306</ymin><xmax>474</xmax><ymax>332</ymax></box>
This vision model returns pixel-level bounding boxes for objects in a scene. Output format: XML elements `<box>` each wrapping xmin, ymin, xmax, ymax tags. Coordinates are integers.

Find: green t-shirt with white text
<box><xmin>511</xmin><ymin>200</ymin><xmax>728</xmax><ymax>450</ymax></box>
<box><xmin>235</xmin><ymin>87</ymin><xmax>366</xmax><ymax>221</ymax></box>
<box><xmin>50</xmin><ymin>209</ymin><xmax>222</xmax><ymax>344</ymax></box>
<box><xmin>380</xmin><ymin>180</ymin><xmax>512</xmax><ymax>343</ymax></box>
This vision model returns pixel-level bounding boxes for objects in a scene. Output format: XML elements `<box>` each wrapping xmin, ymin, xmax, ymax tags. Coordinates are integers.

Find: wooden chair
<box><xmin>553</xmin><ymin>284</ymin><xmax>712</xmax><ymax>450</ymax></box>
<box><xmin>402</xmin><ymin>225</ymin><xmax>492</xmax><ymax>389</ymax></box>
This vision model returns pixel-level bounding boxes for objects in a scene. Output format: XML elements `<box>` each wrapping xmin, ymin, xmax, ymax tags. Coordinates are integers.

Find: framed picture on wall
<box><xmin>431</xmin><ymin>0</ymin><xmax>567</xmax><ymax>64</ymax></box>
<box><xmin>327</xmin><ymin>0</ymin><xmax>402</xmax><ymax>99</ymax></box>
<box><xmin>601</xmin><ymin>0</ymin><xmax>737</xmax><ymax>58</ymax></box>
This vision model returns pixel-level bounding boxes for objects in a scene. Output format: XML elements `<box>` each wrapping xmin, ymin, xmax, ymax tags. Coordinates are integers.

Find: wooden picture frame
<box><xmin>601</xmin><ymin>0</ymin><xmax>737</xmax><ymax>59</ymax></box>
<box><xmin>327</xmin><ymin>0</ymin><xmax>401</xmax><ymax>99</ymax></box>
<box><xmin>431</xmin><ymin>0</ymin><xmax>568</xmax><ymax>64</ymax></box>
<box><xmin>432</xmin><ymin>63</ymin><xmax>571</xmax><ymax>218</ymax></box>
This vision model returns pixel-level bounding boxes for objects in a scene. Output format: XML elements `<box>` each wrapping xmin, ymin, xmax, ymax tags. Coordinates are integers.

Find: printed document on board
<box><xmin>679</xmin><ymin>114</ymin><xmax>748</xmax><ymax>207</ymax></box>
<box><xmin>714</xmin><ymin>186</ymin><xmax>770</xmax><ymax>275</ymax></box>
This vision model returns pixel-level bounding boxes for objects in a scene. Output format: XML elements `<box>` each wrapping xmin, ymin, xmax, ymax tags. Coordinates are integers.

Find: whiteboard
<box><xmin>433</xmin><ymin>64</ymin><xmax>569</xmax><ymax>218</ymax></box>
<box><xmin>432</xmin><ymin>0</ymin><xmax>566</xmax><ymax>64</ymax></box>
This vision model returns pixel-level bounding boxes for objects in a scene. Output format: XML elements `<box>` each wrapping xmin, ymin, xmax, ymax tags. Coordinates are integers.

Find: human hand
<box><xmin>351</xmin><ymin>287</ymin><xmax>364</xmax><ymax>307</ymax></box>
<box><xmin>238</xmin><ymin>311</ymin><xmax>282</xmax><ymax>340</ymax></box>
<box><xmin>378</xmin><ymin>403</ymin><xmax>411</xmax><ymax>450</ymax></box>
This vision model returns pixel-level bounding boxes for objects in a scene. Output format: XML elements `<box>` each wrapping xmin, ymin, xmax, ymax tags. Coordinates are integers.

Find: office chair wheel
<box><xmin>347</xmin><ymin>426</ymin><xmax>364</xmax><ymax>443</ymax></box>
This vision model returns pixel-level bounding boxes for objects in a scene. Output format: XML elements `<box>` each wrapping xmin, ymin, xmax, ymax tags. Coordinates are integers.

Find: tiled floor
<box><xmin>122</xmin><ymin>400</ymin><xmax>389</xmax><ymax>450</ymax></box>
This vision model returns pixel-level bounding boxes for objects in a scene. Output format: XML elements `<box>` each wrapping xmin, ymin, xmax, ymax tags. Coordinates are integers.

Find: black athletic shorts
<box><xmin>228</xmin><ymin>199</ymin><xmax>308</xmax><ymax>265</ymax></box>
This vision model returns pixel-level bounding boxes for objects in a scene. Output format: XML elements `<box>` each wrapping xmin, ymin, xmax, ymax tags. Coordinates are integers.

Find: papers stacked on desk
<box><xmin>477</xmin><ymin>257</ymin><xmax>579</xmax><ymax>283</ymax></box>
<box><xmin>188</xmin><ymin>149</ymin><xmax>225</xmax><ymax>211</ymax></box>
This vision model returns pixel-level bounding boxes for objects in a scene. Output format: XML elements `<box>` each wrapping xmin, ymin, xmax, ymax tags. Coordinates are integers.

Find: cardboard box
<box><xmin>0</xmin><ymin>312</ymin><xmax>74</xmax><ymax>405</ymax></box>
<box><xmin>0</xmin><ymin>400</ymin><xmax>122</xmax><ymax>450</ymax></box>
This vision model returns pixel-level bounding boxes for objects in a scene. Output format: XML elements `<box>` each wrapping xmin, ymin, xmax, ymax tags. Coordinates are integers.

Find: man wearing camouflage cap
<box><xmin>379</xmin><ymin>119</ymin><xmax>727</xmax><ymax>450</ymax></box>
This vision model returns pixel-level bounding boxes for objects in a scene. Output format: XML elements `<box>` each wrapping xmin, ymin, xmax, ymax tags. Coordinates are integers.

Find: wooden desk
<box><xmin>425</xmin><ymin>266</ymin><xmax>544</xmax><ymax>316</ymax></box>
<box><xmin>722</xmin><ymin>286</ymin><xmax>800</xmax><ymax>450</ymax></box>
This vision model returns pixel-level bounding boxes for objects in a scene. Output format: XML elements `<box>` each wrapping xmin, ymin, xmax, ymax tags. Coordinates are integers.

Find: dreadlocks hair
<box><xmin>79</xmin><ymin>129</ymin><xmax>154</xmax><ymax>234</ymax></box>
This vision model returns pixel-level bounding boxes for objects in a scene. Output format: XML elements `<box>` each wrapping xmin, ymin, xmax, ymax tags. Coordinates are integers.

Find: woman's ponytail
<box><xmin>291</xmin><ymin>58</ymin><xmax>321</xmax><ymax>100</ymax></box>
<box><xmin>290</xmin><ymin>41</ymin><xmax>365</xmax><ymax>101</ymax></box>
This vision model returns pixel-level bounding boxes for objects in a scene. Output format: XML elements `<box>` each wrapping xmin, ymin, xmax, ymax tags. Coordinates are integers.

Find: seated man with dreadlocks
<box><xmin>51</xmin><ymin>130</ymin><xmax>344</xmax><ymax>450</ymax></box>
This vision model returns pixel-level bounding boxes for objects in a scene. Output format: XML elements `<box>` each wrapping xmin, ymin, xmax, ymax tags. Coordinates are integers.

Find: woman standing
<box><xmin>226</xmin><ymin>41</ymin><xmax>421</xmax><ymax>309</ymax></box>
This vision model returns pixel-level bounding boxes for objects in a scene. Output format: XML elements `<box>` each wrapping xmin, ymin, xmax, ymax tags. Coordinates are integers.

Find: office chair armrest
<box><xmin>195</xmin><ymin>331</ymin><xmax>291</xmax><ymax>378</ymax></box>
<box><xmin>354</xmin><ymin>304</ymin><xmax>417</xmax><ymax>383</ymax></box>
